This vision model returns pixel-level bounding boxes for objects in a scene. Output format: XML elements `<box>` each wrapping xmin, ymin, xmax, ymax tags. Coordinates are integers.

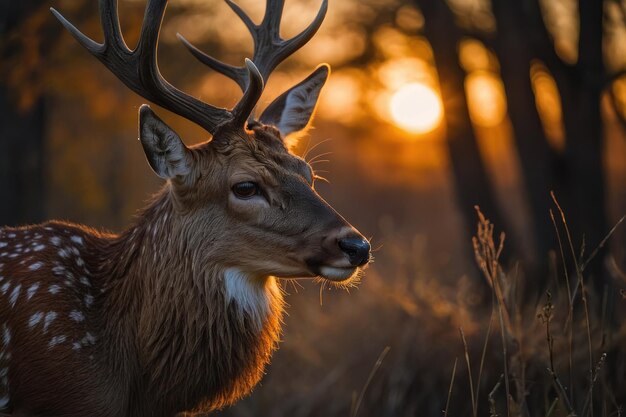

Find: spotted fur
<box><xmin>0</xmin><ymin>119</ymin><xmax>370</xmax><ymax>417</ymax></box>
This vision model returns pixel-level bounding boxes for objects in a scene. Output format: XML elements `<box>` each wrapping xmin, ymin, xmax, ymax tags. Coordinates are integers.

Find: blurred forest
<box><xmin>1</xmin><ymin>0</ymin><xmax>626</xmax><ymax>416</ymax></box>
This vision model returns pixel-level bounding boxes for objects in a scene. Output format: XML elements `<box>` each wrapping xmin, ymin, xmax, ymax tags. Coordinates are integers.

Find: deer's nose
<box><xmin>338</xmin><ymin>236</ymin><xmax>370</xmax><ymax>267</ymax></box>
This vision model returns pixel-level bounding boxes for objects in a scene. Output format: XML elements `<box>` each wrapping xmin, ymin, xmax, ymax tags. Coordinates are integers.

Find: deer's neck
<box><xmin>98</xmin><ymin>189</ymin><xmax>284</xmax><ymax>412</ymax></box>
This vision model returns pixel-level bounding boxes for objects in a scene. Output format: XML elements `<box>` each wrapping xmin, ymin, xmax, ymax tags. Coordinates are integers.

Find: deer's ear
<box><xmin>139</xmin><ymin>105</ymin><xmax>192</xmax><ymax>180</ymax></box>
<box><xmin>259</xmin><ymin>64</ymin><xmax>329</xmax><ymax>138</ymax></box>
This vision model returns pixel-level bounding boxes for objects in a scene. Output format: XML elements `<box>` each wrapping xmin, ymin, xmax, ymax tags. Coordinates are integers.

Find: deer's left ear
<box><xmin>139</xmin><ymin>104</ymin><xmax>193</xmax><ymax>180</ymax></box>
<box><xmin>259</xmin><ymin>64</ymin><xmax>329</xmax><ymax>138</ymax></box>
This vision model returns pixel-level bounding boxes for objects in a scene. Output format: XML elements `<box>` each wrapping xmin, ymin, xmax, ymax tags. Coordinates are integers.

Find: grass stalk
<box><xmin>489</xmin><ymin>374</ymin><xmax>504</xmax><ymax>417</ymax></box>
<box><xmin>550</xmin><ymin>208</ymin><xmax>575</xmax><ymax>407</ymax></box>
<box><xmin>350</xmin><ymin>346</ymin><xmax>390</xmax><ymax>417</ymax></box>
<box><xmin>551</xmin><ymin>192</ymin><xmax>594</xmax><ymax>417</ymax></box>
<box><xmin>444</xmin><ymin>357</ymin><xmax>458</xmax><ymax>417</ymax></box>
<box><xmin>460</xmin><ymin>327</ymin><xmax>477</xmax><ymax>417</ymax></box>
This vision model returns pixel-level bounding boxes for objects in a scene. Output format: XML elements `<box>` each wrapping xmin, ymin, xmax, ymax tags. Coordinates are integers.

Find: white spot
<box><xmin>0</xmin><ymin>395</ymin><xmax>8</xmax><ymax>408</ymax></box>
<box><xmin>48</xmin><ymin>335</ymin><xmax>67</xmax><ymax>348</ymax></box>
<box><xmin>69</xmin><ymin>310</ymin><xmax>84</xmax><ymax>322</ymax></box>
<box><xmin>58</xmin><ymin>249</ymin><xmax>69</xmax><ymax>258</ymax></box>
<box><xmin>70</xmin><ymin>236</ymin><xmax>83</xmax><ymax>245</ymax></box>
<box><xmin>0</xmin><ymin>283</ymin><xmax>10</xmax><ymax>295</ymax></box>
<box><xmin>0</xmin><ymin>368</ymin><xmax>7</xmax><ymax>378</ymax></box>
<box><xmin>81</xmin><ymin>332</ymin><xmax>96</xmax><ymax>345</ymax></box>
<box><xmin>0</xmin><ymin>253</ymin><xmax>6</xmax><ymax>258</ymax></box>
<box><xmin>7</xmin><ymin>234</ymin><xmax>15</xmax><ymax>239</ymax></box>
<box><xmin>8</xmin><ymin>254</ymin><xmax>18</xmax><ymax>259</ymax></box>
<box><xmin>72</xmin><ymin>342</ymin><xmax>81</xmax><ymax>350</ymax></box>
<box><xmin>50</xmin><ymin>236</ymin><xmax>61</xmax><ymax>246</ymax></box>
<box><xmin>76</xmin><ymin>258</ymin><xmax>85</xmax><ymax>267</ymax></box>
<box><xmin>33</xmin><ymin>244</ymin><xmax>45</xmax><ymax>252</ymax></box>
<box><xmin>0</xmin><ymin>243</ymin><xmax>6</xmax><ymax>249</ymax></box>
<box><xmin>9</xmin><ymin>285</ymin><xmax>21</xmax><ymax>308</ymax></box>
<box><xmin>223</xmin><ymin>268</ymin><xmax>273</xmax><ymax>330</ymax></box>
<box><xmin>28</xmin><ymin>262</ymin><xmax>43</xmax><ymax>271</ymax></box>
<box><xmin>69</xmin><ymin>247</ymin><xmax>79</xmax><ymax>256</ymax></box>
<box><xmin>51</xmin><ymin>265</ymin><xmax>65</xmax><ymax>275</ymax></box>
<box><xmin>26</xmin><ymin>283</ymin><xmax>40</xmax><ymax>300</ymax></box>
<box><xmin>14</xmin><ymin>244</ymin><xmax>22</xmax><ymax>249</ymax></box>
<box><xmin>48</xmin><ymin>285</ymin><xmax>61</xmax><ymax>295</ymax></box>
<box><xmin>44</xmin><ymin>227</ymin><xmax>54</xmax><ymax>231</ymax></box>
<box><xmin>79</xmin><ymin>277</ymin><xmax>90</xmax><ymax>287</ymax></box>
<box><xmin>2</xmin><ymin>325</ymin><xmax>10</xmax><ymax>345</ymax></box>
<box><xmin>84</xmin><ymin>294</ymin><xmax>94</xmax><ymax>308</ymax></box>
<box><xmin>43</xmin><ymin>312</ymin><xmax>57</xmax><ymax>332</ymax></box>
<box><xmin>29</xmin><ymin>312</ymin><xmax>43</xmax><ymax>328</ymax></box>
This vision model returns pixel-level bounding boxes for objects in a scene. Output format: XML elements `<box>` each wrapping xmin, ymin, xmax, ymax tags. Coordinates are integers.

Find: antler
<box><xmin>178</xmin><ymin>0</ymin><xmax>328</xmax><ymax>121</ymax></box>
<box><xmin>50</xmin><ymin>0</ymin><xmax>264</xmax><ymax>135</ymax></box>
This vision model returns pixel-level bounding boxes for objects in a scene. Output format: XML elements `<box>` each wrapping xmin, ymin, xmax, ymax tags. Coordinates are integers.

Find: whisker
<box><xmin>307</xmin><ymin>151</ymin><xmax>334</xmax><ymax>164</ymax></box>
<box><xmin>309</xmin><ymin>160</ymin><xmax>330</xmax><ymax>166</ymax></box>
<box><xmin>303</xmin><ymin>137</ymin><xmax>333</xmax><ymax>160</ymax></box>
<box><xmin>284</xmin><ymin>279</ymin><xmax>300</xmax><ymax>294</ymax></box>
<box><xmin>368</xmin><ymin>236</ymin><xmax>383</xmax><ymax>253</ymax></box>
<box><xmin>301</xmin><ymin>134</ymin><xmax>314</xmax><ymax>160</ymax></box>
<box><xmin>314</xmin><ymin>174</ymin><xmax>331</xmax><ymax>185</ymax></box>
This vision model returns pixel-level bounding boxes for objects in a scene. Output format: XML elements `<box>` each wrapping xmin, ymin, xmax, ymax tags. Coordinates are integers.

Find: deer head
<box><xmin>51</xmin><ymin>0</ymin><xmax>371</xmax><ymax>284</ymax></box>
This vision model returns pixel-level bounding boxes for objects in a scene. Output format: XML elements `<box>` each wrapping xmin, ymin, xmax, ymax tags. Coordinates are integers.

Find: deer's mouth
<box><xmin>305</xmin><ymin>259</ymin><xmax>360</xmax><ymax>283</ymax></box>
<box><xmin>318</xmin><ymin>265</ymin><xmax>359</xmax><ymax>282</ymax></box>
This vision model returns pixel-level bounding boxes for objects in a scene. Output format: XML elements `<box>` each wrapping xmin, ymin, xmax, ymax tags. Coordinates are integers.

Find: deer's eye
<box><xmin>232</xmin><ymin>181</ymin><xmax>260</xmax><ymax>199</ymax></box>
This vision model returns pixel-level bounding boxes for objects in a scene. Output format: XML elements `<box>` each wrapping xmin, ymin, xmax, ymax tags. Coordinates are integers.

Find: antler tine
<box><xmin>50</xmin><ymin>8</ymin><xmax>103</xmax><ymax>54</ymax></box>
<box><xmin>178</xmin><ymin>0</ymin><xmax>328</xmax><ymax>121</ymax></box>
<box><xmin>99</xmin><ymin>0</ymin><xmax>128</xmax><ymax>50</ymax></box>
<box><xmin>259</xmin><ymin>0</ymin><xmax>285</xmax><ymax>38</ymax></box>
<box><xmin>51</xmin><ymin>0</ymin><xmax>233</xmax><ymax>135</ymax></box>
<box><xmin>232</xmin><ymin>59</ymin><xmax>264</xmax><ymax>126</ymax></box>
<box><xmin>250</xmin><ymin>0</ymin><xmax>328</xmax><ymax>83</ymax></box>
<box><xmin>177</xmin><ymin>34</ymin><xmax>248</xmax><ymax>91</ymax></box>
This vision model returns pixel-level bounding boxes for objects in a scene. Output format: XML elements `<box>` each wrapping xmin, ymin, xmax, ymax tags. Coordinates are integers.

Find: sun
<box><xmin>389</xmin><ymin>83</ymin><xmax>443</xmax><ymax>134</ymax></box>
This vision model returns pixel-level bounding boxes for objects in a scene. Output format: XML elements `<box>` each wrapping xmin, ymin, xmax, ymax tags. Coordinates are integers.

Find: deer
<box><xmin>0</xmin><ymin>0</ymin><xmax>371</xmax><ymax>415</ymax></box>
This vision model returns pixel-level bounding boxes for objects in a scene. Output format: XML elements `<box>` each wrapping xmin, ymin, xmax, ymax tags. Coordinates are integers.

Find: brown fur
<box><xmin>0</xmin><ymin>127</ymin><xmax>366</xmax><ymax>416</ymax></box>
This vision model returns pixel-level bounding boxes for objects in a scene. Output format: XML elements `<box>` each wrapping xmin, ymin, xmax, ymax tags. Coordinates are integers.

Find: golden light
<box><xmin>465</xmin><ymin>71</ymin><xmax>507</xmax><ymax>127</ymax></box>
<box><xmin>389</xmin><ymin>83</ymin><xmax>443</xmax><ymax>134</ymax></box>
<box><xmin>530</xmin><ymin>61</ymin><xmax>565</xmax><ymax>151</ymax></box>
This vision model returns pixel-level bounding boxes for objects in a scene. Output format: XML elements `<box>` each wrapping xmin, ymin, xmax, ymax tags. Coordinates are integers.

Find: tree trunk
<box><xmin>525</xmin><ymin>0</ymin><xmax>608</xmax><ymax>289</ymax></box>
<box><xmin>555</xmin><ymin>0</ymin><xmax>607</xmax><ymax>286</ymax></box>
<box><xmin>0</xmin><ymin>89</ymin><xmax>46</xmax><ymax>226</ymax></box>
<box><xmin>0</xmin><ymin>0</ymin><xmax>51</xmax><ymax>227</ymax></box>
<box><xmin>417</xmin><ymin>0</ymin><xmax>511</xmax><ymax>262</ymax></box>
<box><xmin>491</xmin><ymin>0</ymin><xmax>557</xmax><ymax>274</ymax></box>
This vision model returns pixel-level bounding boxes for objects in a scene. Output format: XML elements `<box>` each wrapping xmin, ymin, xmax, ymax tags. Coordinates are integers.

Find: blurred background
<box><xmin>1</xmin><ymin>0</ymin><xmax>626</xmax><ymax>415</ymax></box>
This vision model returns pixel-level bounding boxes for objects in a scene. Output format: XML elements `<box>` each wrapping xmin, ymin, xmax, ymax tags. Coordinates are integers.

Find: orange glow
<box><xmin>459</xmin><ymin>38</ymin><xmax>493</xmax><ymax>72</ymax></box>
<box><xmin>389</xmin><ymin>83</ymin><xmax>443</xmax><ymax>134</ymax></box>
<box><xmin>530</xmin><ymin>61</ymin><xmax>565</xmax><ymax>151</ymax></box>
<box><xmin>465</xmin><ymin>71</ymin><xmax>507</xmax><ymax>127</ymax></box>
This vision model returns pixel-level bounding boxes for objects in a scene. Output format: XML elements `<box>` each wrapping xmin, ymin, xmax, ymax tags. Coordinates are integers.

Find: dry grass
<box><xmin>214</xmin><ymin>205</ymin><xmax>626</xmax><ymax>417</ymax></box>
